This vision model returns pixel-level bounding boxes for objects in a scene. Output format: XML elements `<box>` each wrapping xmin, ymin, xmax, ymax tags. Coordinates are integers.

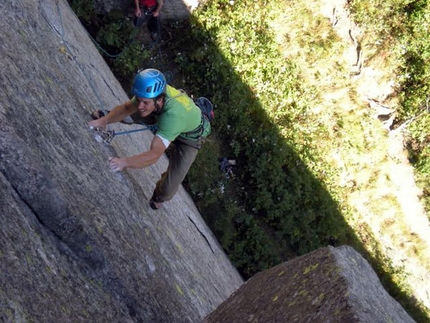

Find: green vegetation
<box><xmin>350</xmin><ymin>0</ymin><xmax>430</xmax><ymax>214</ymax></box>
<box><xmin>68</xmin><ymin>0</ymin><xmax>148</xmax><ymax>86</ymax></box>
<box><xmin>175</xmin><ymin>2</ymin><xmax>355</xmax><ymax>272</ymax></box>
<box><xmin>69</xmin><ymin>0</ymin><xmax>430</xmax><ymax>321</ymax></box>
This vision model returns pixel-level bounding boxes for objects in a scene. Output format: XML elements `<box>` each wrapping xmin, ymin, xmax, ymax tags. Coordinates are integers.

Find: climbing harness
<box><xmin>92</xmin><ymin>126</ymin><xmax>155</xmax><ymax>145</ymax></box>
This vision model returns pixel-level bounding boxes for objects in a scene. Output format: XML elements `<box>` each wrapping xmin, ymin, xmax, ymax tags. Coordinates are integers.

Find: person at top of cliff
<box><xmin>88</xmin><ymin>68</ymin><xmax>211</xmax><ymax>210</ymax></box>
<box><xmin>134</xmin><ymin>0</ymin><xmax>164</xmax><ymax>42</ymax></box>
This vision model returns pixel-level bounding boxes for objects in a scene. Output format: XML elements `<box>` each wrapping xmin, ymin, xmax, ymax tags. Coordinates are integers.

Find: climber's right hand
<box><xmin>89</xmin><ymin>117</ymin><xmax>108</xmax><ymax>131</ymax></box>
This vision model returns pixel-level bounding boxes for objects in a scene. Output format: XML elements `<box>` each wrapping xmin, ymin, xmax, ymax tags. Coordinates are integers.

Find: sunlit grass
<box><xmin>265</xmin><ymin>0</ymin><xmax>430</xmax><ymax>318</ymax></box>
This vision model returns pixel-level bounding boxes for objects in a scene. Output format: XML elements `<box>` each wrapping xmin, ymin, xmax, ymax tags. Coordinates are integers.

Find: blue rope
<box><xmin>113</xmin><ymin>126</ymin><xmax>154</xmax><ymax>136</ymax></box>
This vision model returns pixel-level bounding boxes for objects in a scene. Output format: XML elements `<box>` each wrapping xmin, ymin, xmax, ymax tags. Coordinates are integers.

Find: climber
<box><xmin>134</xmin><ymin>0</ymin><xmax>163</xmax><ymax>42</ymax></box>
<box><xmin>88</xmin><ymin>68</ymin><xmax>210</xmax><ymax>210</ymax></box>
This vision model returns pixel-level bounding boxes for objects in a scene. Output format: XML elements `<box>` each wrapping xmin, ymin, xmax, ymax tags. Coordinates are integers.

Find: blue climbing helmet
<box><xmin>131</xmin><ymin>68</ymin><xmax>166</xmax><ymax>99</ymax></box>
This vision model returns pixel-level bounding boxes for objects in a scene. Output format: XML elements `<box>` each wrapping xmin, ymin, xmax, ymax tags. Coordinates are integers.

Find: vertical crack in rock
<box><xmin>0</xmin><ymin>125</ymin><xmax>100</xmax><ymax>266</ymax></box>
<box><xmin>0</xmin><ymin>124</ymin><xmax>153</xmax><ymax>320</ymax></box>
<box><xmin>187</xmin><ymin>215</ymin><xmax>215</xmax><ymax>254</ymax></box>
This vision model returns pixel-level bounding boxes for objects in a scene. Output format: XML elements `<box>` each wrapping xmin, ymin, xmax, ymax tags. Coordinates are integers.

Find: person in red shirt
<box><xmin>134</xmin><ymin>0</ymin><xmax>164</xmax><ymax>42</ymax></box>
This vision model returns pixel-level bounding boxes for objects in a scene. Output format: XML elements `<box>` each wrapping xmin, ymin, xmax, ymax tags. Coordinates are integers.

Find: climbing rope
<box><xmin>40</xmin><ymin>0</ymin><xmax>106</xmax><ymax>111</ymax></box>
<box><xmin>41</xmin><ymin>0</ymin><xmax>174</xmax><ymax>143</ymax></box>
<box><xmin>85</xmin><ymin>22</ymin><xmax>140</xmax><ymax>59</ymax></box>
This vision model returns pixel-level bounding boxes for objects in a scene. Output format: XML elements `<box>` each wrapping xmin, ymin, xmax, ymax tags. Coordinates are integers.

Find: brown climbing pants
<box><xmin>152</xmin><ymin>139</ymin><xmax>199</xmax><ymax>203</ymax></box>
<box><xmin>130</xmin><ymin>112</ymin><xmax>201</xmax><ymax>203</ymax></box>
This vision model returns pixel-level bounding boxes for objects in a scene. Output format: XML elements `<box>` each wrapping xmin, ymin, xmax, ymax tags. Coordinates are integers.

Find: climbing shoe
<box><xmin>149</xmin><ymin>192</ymin><xmax>164</xmax><ymax>210</ymax></box>
<box><xmin>149</xmin><ymin>198</ymin><xmax>162</xmax><ymax>210</ymax></box>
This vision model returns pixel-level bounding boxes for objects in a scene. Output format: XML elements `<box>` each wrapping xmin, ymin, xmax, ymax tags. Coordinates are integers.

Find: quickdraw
<box><xmin>92</xmin><ymin>126</ymin><xmax>155</xmax><ymax>145</ymax></box>
<box><xmin>93</xmin><ymin>128</ymin><xmax>116</xmax><ymax>145</ymax></box>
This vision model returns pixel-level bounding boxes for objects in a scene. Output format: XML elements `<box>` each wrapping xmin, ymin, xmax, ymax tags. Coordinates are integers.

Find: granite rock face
<box><xmin>203</xmin><ymin>245</ymin><xmax>416</xmax><ymax>323</ymax></box>
<box><xmin>0</xmin><ymin>0</ymin><xmax>243</xmax><ymax>322</ymax></box>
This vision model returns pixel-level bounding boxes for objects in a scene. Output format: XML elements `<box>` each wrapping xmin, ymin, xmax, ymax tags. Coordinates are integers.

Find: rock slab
<box><xmin>203</xmin><ymin>245</ymin><xmax>416</xmax><ymax>323</ymax></box>
<box><xmin>0</xmin><ymin>1</ymin><xmax>243</xmax><ymax>322</ymax></box>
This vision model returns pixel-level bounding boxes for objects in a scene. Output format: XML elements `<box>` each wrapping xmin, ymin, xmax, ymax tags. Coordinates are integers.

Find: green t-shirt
<box><xmin>131</xmin><ymin>85</ymin><xmax>211</xmax><ymax>143</ymax></box>
<box><xmin>157</xmin><ymin>85</ymin><xmax>202</xmax><ymax>141</ymax></box>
